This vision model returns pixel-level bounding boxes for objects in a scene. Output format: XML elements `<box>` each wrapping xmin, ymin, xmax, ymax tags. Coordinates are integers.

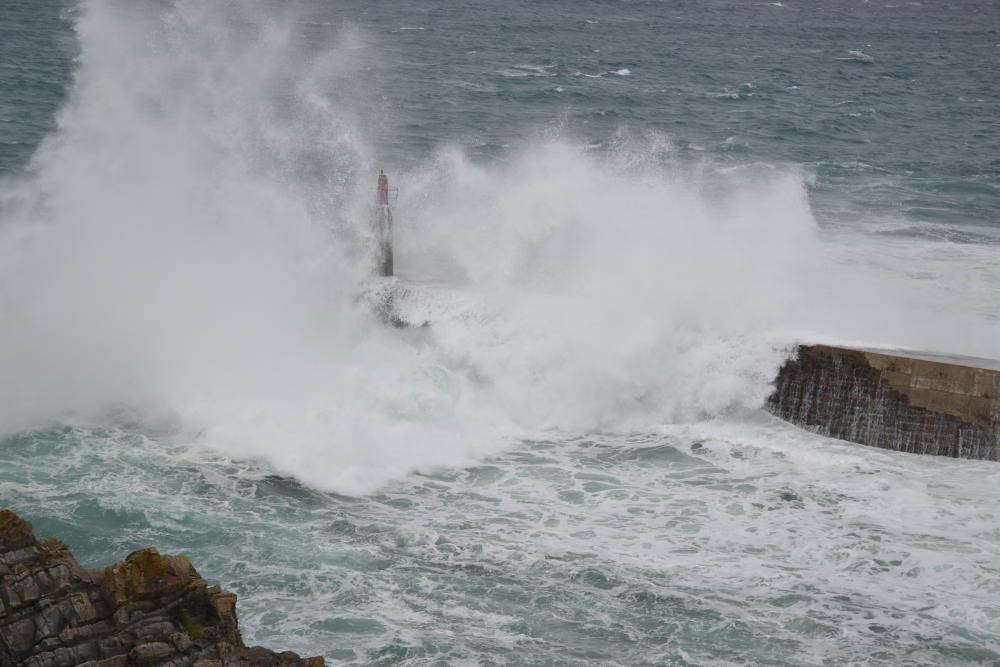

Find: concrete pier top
<box><xmin>854</xmin><ymin>347</ymin><xmax>1000</xmax><ymax>372</ymax></box>
<box><xmin>768</xmin><ymin>344</ymin><xmax>1000</xmax><ymax>460</ymax></box>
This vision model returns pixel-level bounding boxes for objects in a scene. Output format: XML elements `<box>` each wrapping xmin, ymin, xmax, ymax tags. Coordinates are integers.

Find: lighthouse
<box><xmin>373</xmin><ymin>170</ymin><xmax>394</xmax><ymax>277</ymax></box>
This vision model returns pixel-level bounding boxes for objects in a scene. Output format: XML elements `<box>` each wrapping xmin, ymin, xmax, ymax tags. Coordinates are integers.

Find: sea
<box><xmin>2</xmin><ymin>0</ymin><xmax>1000</xmax><ymax>664</ymax></box>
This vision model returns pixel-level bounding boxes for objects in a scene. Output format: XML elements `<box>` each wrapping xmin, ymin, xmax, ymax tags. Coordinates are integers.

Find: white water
<box><xmin>1</xmin><ymin>0</ymin><xmax>999</xmax><ymax>495</ymax></box>
<box><xmin>5</xmin><ymin>418</ymin><xmax>1000</xmax><ymax>663</ymax></box>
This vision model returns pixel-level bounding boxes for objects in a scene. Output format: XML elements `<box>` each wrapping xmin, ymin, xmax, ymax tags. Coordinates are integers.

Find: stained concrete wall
<box><xmin>767</xmin><ymin>344</ymin><xmax>1000</xmax><ymax>460</ymax></box>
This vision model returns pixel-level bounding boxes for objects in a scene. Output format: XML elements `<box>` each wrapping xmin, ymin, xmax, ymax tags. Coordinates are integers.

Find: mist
<box><xmin>0</xmin><ymin>0</ymin><xmax>996</xmax><ymax>494</ymax></box>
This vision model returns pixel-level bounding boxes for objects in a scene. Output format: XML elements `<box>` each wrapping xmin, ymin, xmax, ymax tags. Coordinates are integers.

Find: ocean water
<box><xmin>1</xmin><ymin>0</ymin><xmax>999</xmax><ymax>664</ymax></box>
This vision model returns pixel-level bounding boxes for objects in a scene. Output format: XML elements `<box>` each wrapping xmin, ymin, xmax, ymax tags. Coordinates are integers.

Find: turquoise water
<box><xmin>5</xmin><ymin>421</ymin><xmax>1000</xmax><ymax>664</ymax></box>
<box><xmin>2</xmin><ymin>0</ymin><xmax>1000</xmax><ymax>664</ymax></box>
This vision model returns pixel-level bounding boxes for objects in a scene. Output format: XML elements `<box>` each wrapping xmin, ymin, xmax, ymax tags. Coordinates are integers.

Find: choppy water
<box><xmin>6</xmin><ymin>421</ymin><xmax>1000</xmax><ymax>665</ymax></box>
<box><xmin>2</xmin><ymin>0</ymin><xmax>1000</xmax><ymax>664</ymax></box>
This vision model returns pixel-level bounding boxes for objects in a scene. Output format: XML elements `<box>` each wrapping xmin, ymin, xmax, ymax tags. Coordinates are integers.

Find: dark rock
<box><xmin>0</xmin><ymin>512</ymin><xmax>35</xmax><ymax>552</ymax></box>
<box><xmin>129</xmin><ymin>642</ymin><xmax>174</xmax><ymax>663</ymax></box>
<box><xmin>767</xmin><ymin>344</ymin><xmax>1000</xmax><ymax>459</ymax></box>
<box><xmin>0</xmin><ymin>509</ymin><xmax>324</xmax><ymax>666</ymax></box>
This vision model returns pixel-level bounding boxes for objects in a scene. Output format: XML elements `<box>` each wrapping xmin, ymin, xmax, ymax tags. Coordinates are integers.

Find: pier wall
<box><xmin>767</xmin><ymin>344</ymin><xmax>1000</xmax><ymax>460</ymax></box>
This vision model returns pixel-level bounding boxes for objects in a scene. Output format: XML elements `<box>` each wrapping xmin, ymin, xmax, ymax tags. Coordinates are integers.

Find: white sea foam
<box><xmin>841</xmin><ymin>49</ymin><xmax>875</xmax><ymax>63</ymax></box>
<box><xmin>7</xmin><ymin>418</ymin><xmax>1000</xmax><ymax>663</ymax></box>
<box><xmin>497</xmin><ymin>64</ymin><xmax>555</xmax><ymax>78</ymax></box>
<box><xmin>0</xmin><ymin>0</ymin><xmax>998</xmax><ymax>495</ymax></box>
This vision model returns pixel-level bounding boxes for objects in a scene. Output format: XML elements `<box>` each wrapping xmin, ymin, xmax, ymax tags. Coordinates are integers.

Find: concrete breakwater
<box><xmin>767</xmin><ymin>344</ymin><xmax>1000</xmax><ymax>460</ymax></box>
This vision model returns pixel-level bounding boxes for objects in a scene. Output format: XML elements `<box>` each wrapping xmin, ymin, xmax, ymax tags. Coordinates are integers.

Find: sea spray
<box><xmin>4</xmin><ymin>1</ymin><xmax>1000</xmax><ymax>662</ymax></box>
<box><xmin>393</xmin><ymin>143</ymin><xmax>816</xmax><ymax>428</ymax></box>
<box><xmin>1</xmin><ymin>0</ymin><xmax>998</xmax><ymax>495</ymax></box>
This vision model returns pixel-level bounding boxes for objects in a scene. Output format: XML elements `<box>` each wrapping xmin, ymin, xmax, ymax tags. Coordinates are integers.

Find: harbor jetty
<box><xmin>768</xmin><ymin>344</ymin><xmax>1000</xmax><ymax>460</ymax></box>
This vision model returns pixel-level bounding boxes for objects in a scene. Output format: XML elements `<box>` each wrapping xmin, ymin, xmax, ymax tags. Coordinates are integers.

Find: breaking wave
<box><xmin>0</xmin><ymin>0</ymin><xmax>996</xmax><ymax>493</ymax></box>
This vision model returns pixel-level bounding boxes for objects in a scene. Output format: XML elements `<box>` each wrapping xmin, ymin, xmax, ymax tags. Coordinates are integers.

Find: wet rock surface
<box><xmin>768</xmin><ymin>344</ymin><xmax>1000</xmax><ymax>460</ymax></box>
<box><xmin>0</xmin><ymin>510</ymin><xmax>324</xmax><ymax>667</ymax></box>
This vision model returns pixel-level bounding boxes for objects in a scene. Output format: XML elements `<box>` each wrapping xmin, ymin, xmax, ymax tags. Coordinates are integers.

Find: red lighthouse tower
<box><xmin>373</xmin><ymin>170</ymin><xmax>393</xmax><ymax>277</ymax></box>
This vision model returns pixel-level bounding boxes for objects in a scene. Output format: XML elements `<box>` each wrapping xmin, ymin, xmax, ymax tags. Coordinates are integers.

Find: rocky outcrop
<box><xmin>767</xmin><ymin>344</ymin><xmax>1000</xmax><ymax>460</ymax></box>
<box><xmin>0</xmin><ymin>510</ymin><xmax>324</xmax><ymax>667</ymax></box>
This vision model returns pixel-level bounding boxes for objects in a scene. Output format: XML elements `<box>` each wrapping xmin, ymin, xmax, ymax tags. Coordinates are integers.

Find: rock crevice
<box><xmin>0</xmin><ymin>510</ymin><xmax>323</xmax><ymax>667</ymax></box>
